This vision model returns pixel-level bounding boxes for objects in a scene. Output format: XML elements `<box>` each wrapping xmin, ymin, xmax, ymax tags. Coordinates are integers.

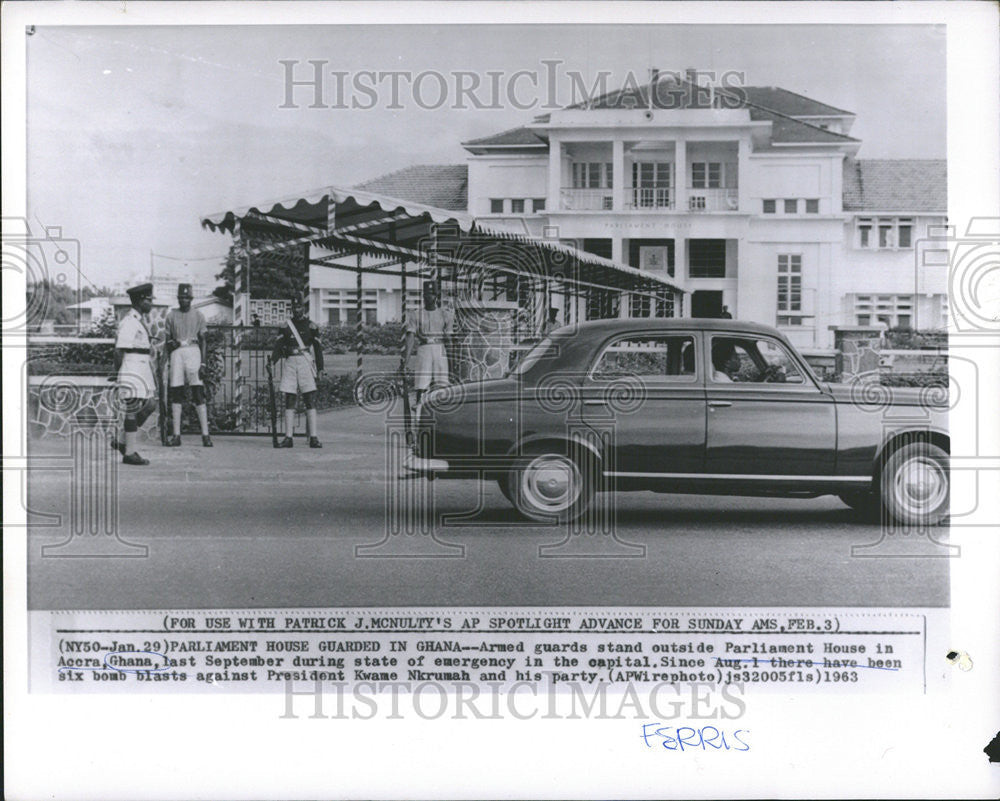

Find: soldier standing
<box><xmin>164</xmin><ymin>283</ymin><xmax>212</xmax><ymax>447</ymax></box>
<box><xmin>401</xmin><ymin>281</ymin><xmax>454</xmax><ymax>412</ymax></box>
<box><xmin>270</xmin><ymin>296</ymin><xmax>325</xmax><ymax>448</ymax></box>
<box><xmin>111</xmin><ymin>283</ymin><xmax>158</xmax><ymax>465</ymax></box>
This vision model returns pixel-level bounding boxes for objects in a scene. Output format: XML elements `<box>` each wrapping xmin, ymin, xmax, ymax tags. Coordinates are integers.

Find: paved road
<box><xmin>26</xmin><ymin>473</ymin><xmax>949</xmax><ymax>610</ymax></box>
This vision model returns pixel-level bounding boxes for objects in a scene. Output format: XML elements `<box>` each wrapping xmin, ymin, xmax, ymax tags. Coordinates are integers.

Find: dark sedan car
<box><xmin>408</xmin><ymin>319</ymin><xmax>949</xmax><ymax>526</ymax></box>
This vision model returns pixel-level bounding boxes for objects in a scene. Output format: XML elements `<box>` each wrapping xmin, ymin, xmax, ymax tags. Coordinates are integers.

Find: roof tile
<box><xmin>354</xmin><ymin>164</ymin><xmax>468</xmax><ymax>211</ymax></box>
<box><xmin>842</xmin><ymin>159</ymin><xmax>947</xmax><ymax>212</ymax></box>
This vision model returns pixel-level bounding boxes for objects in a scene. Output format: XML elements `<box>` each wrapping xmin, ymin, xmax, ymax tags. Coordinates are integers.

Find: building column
<box><xmin>674</xmin><ymin>237</ymin><xmax>687</xmax><ymax>289</ymax></box>
<box><xmin>737</xmin><ymin>137</ymin><xmax>751</xmax><ymax>214</ymax></box>
<box><xmin>610</xmin><ymin>236</ymin><xmax>623</xmax><ymax>263</ymax></box>
<box><xmin>612</xmin><ymin>139</ymin><xmax>625</xmax><ymax>211</ymax></box>
<box><xmin>674</xmin><ymin>139</ymin><xmax>688</xmax><ymax>212</ymax></box>
<box><xmin>548</xmin><ymin>136</ymin><xmax>562</xmax><ymax>211</ymax></box>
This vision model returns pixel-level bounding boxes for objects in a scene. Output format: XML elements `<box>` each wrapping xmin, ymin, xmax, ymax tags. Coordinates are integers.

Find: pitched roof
<box><xmin>469</xmin><ymin>75</ymin><xmax>857</xmax><ymax>148</ymax></box>
<box><xmin>740</xmin><ymin>86</ymin><xmax>852</xmax><ymax>117</ymax></box>
<box><xmin>354</xmin><ymin>164</ymin><xmax>468</xmax><ymax>211</ymax></box>
<box><xmin>462</xmin><ymin>125</ymin><xmax>547</xmax><ymax>147</ymax></box>
<box><xmin>842</xmin><ymin>159</ymin><xmax>947</xmax><ymax>212</ymax></box>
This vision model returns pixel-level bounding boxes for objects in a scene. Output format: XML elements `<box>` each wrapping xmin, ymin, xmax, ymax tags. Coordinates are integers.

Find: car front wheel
<box><xmin>506</xmin><ymin>451</ymin><xmax>594</xmax><ymax>523</ymax></box>
<box><xmin>880</xmin><ymin>442</ymin><xmax>949</xmax><ymax>526</ymax></box>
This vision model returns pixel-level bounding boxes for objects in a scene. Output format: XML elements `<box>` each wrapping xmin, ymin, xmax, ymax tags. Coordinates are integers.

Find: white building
<box><xmin>316</xmin><ymin>71</ymin><xmax>946</xmax><ymax>348</ymax></box>
<box><xmin>65</xmin><ymin>297</ymin><xmax>112</xmax><ymax>328</ymax></box>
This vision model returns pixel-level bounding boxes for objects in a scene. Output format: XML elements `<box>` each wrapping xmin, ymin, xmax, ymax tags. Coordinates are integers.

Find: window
<box><xmin>691</xmin><ymin>162</ymin><xmax>722</xmax><ymax>188</ymax></box>
<box><xmin>630</xmin><ymin>293</ymin><xmax>651</xmax><ymax>318</ymax></box>
<box><xmin>784</xmin><ymin>199</ymin><xmax>798</xmax><ymax>214</ymax></box>
<box><xmin>632</xmin><ymin>162</ymin><xmax>672</xmax><ymax>208</ymax></box>
<box><xmin>897</xmin><ymin>218</ymin><xmax>913</xmax><ymax>248</ymax></box>
<box><xmin>856</xmin><ymin>217</ymin><xmax>915</xmax><ymax>250</ymax></box>
<box><xmin>878</xmin><ymin>220</ymin><xmax>894</xmax><ymax>248</ymax></box>
<box><xmin>710</xmin><ymin>336</ymin><xmax>804</xmax><ymax>384</ymax></box>
<box><xmin>688</xmin><ymin>239</ymin><xmax>727</xmax><ymax>278</ymax></box>
<box><xmin>572</xmin><ymin>162</ymin><xmax>612</xmax><ymax>189</ymax></box>
<box><xmin>853</xmin><ymin>294</ymin><xmax>914</xmax><ymax>327</ymax></box>
<box><xmin>777</xmin><ymin>254</ymin><xmax>802</xmax><ymax>314</ymax></box>
<box><xmin>327</xmin><ymin>308</ymin><xmax>341</xmax><ymax>325</ymax></box>
<box><xmin>654</xmin><ymin>289</ymin><xmax>675</xmax><ymax>318</ymax></box>
<box><xmin>532</xmin><ymin>198</ymin><xmax>546</xmax><ymax>212</ymax></box>
<box><xmin>490</xmin><ymin>198</ymin><xmax>504</xmax><ymax>214</ymax></box>
<box><xmin>586</xmin><ymin>289</ymin><xmax>619</xmax><ymax>320</ymax></box>
<box><xmin>763</xmin><ymin>199</ymin><xmax>776</xmax><ymax>214</ymax></box>
<box><xmin>511</xmin><ymin>199</ymin><xmax>525</xmax><ymax>214</ymax></box>
<box><xmin>592</xmin><ymin>335</ymin><xmax>696</xmax><ymax>381</ymax></box>
<box><xmin>805</xmin><ymin>199</ymin><xmax>819</xmax><ymax>214</ymax></box>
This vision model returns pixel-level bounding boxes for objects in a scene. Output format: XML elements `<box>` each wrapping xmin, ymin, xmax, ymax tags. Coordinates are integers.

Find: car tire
<box><xmin>506</xmin><ymin>450</ymin><xmax>595</xmax><ymax>523</ymax></box>
<box><xmin>880</xmin><ymin>442</ymin><xmax>949</xmax><ymax>526</ymax></box>
<box><xmin>838</xmin><ymin>490</ymin><xmax>881</xmax><ymax>520</ymax></box>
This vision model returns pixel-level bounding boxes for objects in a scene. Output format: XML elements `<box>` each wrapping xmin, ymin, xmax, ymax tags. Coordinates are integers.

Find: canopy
<box><xmin>201</xmin><ymin>185</ymin><xmax>684</xmax><ymax>296</ymax></box>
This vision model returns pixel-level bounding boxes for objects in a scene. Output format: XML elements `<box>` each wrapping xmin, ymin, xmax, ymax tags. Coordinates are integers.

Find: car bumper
<box><xmin>401</xmin><ymin>453</ymin><xmax>450</xmax><ymax>475</ymax></box>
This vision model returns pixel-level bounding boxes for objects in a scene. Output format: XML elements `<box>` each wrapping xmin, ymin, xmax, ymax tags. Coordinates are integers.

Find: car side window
<box><xmin>710</xmin><ymin>336</ymin><xmax>805</xmax><ymax>384</ymax></box>
<box><xmin>592</xmin><ymin>335</ymin><xmax>697</xmax><ymax>381</ymax></box>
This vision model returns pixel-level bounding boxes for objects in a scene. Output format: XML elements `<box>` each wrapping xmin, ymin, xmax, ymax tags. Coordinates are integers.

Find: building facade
<box><xmin>314</xmin><ymin>72</ymin><xmax>946</xmax><ymax>348</ymax></box>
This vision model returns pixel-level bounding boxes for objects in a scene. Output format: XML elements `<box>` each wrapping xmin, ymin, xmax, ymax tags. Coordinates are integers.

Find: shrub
<box><xmin>880</xmin><ymin>372</ymin><xmax>948</xmax><ymax>388</ymax></box>
<box><xmin>884</xmin><ymin>327</ymin><xmax>947</xmax><ymax>350</ymax></box>
<box><xmin>318</xmin><ymin>322</ymin><xmax>405</xmax><ymax>355</ymax></box>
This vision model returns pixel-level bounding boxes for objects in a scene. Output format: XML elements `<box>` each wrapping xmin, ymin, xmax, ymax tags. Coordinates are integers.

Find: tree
<box><xmin>213</xmin><ymin>243</ymin><xmax>309</xmax><ymax>302</ymax></box>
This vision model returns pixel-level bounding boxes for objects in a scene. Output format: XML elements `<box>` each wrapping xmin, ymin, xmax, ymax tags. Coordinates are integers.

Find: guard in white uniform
<box><xmin>112</xmin><ymin>283</ymin><xmax>158</xmax><ymax>465</ymax></box>
<box><xmin>165</xmin><ymin>283</ymin><xmax>212</xmax><ymax>447</ymax></box>
<box><xmin>402</xmin><ymin>281</ymin><xmax>454</xmax><ymax>406</ymax></box>
<box><xmin>269</xmin><ymin>296</ymin><xmax>325</xmax><ymax>448</ymax></box>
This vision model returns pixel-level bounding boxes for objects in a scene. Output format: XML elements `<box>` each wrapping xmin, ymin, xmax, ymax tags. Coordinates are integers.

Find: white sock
<box><xmin>196</xmin><ymin>404</ymin><xmax>209</xmax><ymax>436</ymax></box>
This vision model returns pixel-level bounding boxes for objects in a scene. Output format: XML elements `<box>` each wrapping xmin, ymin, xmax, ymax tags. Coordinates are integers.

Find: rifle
<box><xmin>265</xmin><ymin>357</ymin><xmax>280</xmax><ymax>448</ymax></box>
<box><xmin>398</xmin><ymin>361</ymin><xmax>414</xmax><ymax>449</ymax></box>
<box><xmin>156</xmin><ymin>345</ymin><xmax>169</xmax><ymax>445</ymax></box>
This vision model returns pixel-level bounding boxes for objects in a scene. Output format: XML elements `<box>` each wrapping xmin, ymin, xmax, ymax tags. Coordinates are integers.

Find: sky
<box><xmin>25</xmin><ymin>24</ymin><xmax>947</xmax><ymax>290</ymax></box>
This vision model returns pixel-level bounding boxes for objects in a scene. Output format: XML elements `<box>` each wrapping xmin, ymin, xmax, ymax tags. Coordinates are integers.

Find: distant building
<box><xmin>65</xmin><ymin>297</ymin><xmax>112</xmax><ymax>328</ymax></box>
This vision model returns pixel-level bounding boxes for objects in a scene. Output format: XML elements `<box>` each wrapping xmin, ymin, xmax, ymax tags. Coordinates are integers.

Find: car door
<box><xmin>580</xmin><ymin>331</ymin><xmax>706</xmax><ymax>475</ymax></box>
<box><xmin>705</xmin><ymin>333</ymin><xmax>836</xmax><ymax>476</ymax></box>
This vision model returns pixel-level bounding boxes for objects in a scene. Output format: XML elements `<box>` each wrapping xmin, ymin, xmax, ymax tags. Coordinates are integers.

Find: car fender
<box><xmin>506</xmin><ymin>432</ymin><xmax>604</xmax><ymax>465</ymax></box>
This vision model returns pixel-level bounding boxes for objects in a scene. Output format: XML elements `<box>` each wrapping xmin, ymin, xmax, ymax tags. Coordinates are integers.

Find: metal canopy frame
<box><xmin>201</xmin><ymin>186</ymin><xmax>685</xmax><ymax>320</ymax></box>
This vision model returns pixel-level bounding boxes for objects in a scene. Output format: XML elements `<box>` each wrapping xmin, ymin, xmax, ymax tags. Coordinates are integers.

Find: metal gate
<box><xmin>201</xmin><ymin>325</ymin><xmax>282</xmax><ymax>435</ymax></box>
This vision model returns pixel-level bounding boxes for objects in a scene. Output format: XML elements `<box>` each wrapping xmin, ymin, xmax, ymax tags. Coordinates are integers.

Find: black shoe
<box><xmin>278</xmin><ymin>436</ymin><xmax>293</xmax><ymax>448</ymax></box>
<box><xmin>202</xmin><ymin>435</ymin><xmax>213</xmax><ymax>447</ymax></box>
<box><xmin>166</xmin><ymin>435</ymin><xmax>182</xmax><ymax>447</ymax></box>
<box><xmin>122</xmin><ymin>452</ymin><xmax>149</xmax><ymax>466</ymax></box>
<box><xmin>309</xmin><ymin>437</ymin><xmax>322</xmax><ymax>448</ymax></box>
<box><xmin>109</xmin><ymin>438</ymin><xmax>126</xmax><ymax>455</ymax></box>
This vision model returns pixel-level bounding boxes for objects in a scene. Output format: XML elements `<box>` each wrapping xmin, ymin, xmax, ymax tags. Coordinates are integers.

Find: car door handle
<box><xmin>708</xmin><ymin>401</ymin><xmax>733</xmax><ymax>408</ymax></box>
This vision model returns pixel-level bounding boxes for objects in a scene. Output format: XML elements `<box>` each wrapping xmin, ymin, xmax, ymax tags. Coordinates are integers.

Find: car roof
<box><xmin>552</xmin><ymin>317</ymin><xmax>786</xmax><ymax>338</ymax></box>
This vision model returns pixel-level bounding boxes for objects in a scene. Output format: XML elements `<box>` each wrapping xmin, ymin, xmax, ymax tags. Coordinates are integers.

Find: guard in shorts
<box><xmin>402</xmin><ymin>281</ymin><xmax>454</xmax><ymax>411</ymax></box>
<box><xmin>270</xmin><ymin>296</ymin><xmax>325</xmax><ymax>448</ymax></box>
<box><xmin>111</xmin><ymin>282</ymin><xmax>158</xmax><ymax>465</ymax></box>
<box><xmin>165</xmin><ymin>283</ymin><xmax>212</xmax><ymax>447</ymax></box>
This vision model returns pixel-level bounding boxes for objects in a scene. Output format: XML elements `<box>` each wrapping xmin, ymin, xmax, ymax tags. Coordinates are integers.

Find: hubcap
<box><xmin>893</xmin><ymin>456</ymin><xmax>947</xmax><ymax>515</ymax></box>
<box><xmin>522</xmin><ymin>455</ymin><xmax>581</xmax><ymax>513</ymax></box>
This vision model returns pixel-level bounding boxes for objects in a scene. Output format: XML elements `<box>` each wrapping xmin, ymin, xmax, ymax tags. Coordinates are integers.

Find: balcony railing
<box><xmin>625</xmin><ymin>187</ymin><xmax>673</xmax><ymax>210</ymax></box>
<box><xmin>686</xmin><ymin>187</ymin><xmax>739</xmax><ymax>212</ymax></box>
<box><xmin>560</xmin><ymin>186</ymin><xmax>739</xmax><ymax>212</ymax></box>
<box><xmin>560</xmin><ymin>188</ymin><xmax>615</xmax><ymax>211</ymax></box>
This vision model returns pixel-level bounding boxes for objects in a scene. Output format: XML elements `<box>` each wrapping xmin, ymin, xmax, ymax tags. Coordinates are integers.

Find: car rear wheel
<box><xmin>880</xmin><ymin>442</ymin><xmax>949</xmax><ymax>526</ymax></box>
<box><xmin>506</xmin><ymin>451</ymin><xmax>594</xmax><ymax>523</ymax></box>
